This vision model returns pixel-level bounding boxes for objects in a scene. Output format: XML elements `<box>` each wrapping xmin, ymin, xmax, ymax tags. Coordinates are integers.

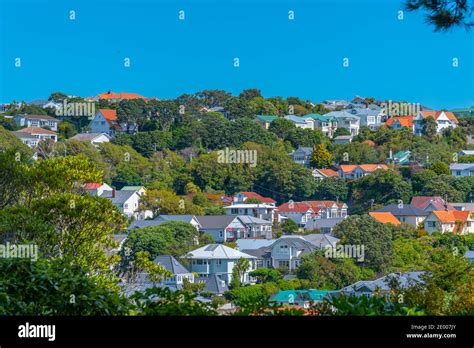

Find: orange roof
<box><xmin>96</xmin><ymin>91</ymin><xmax>145</xmax><ymax>100</ymax></box>
<box><xmin>369</xmin><ymin>212</ymin><xmax>401</xmax><ymax>225</ymax></box>
<box><xmin>99</xmin><ymin>109</ymin><xmax>117</xmax><ymax>122</ymax></box>
<box><xmin>18</xmin><ymin>127</ymin><xmax>57</xmax><ymax>135</ymax></box>
<box><xmin>433</xmin><ymin>210</ymin><xmax>470</xmax><ymax>223</ymax></box>
<box><xmin>317</xmin><ymin>168</ymin><xmax>339</xmax><ymax>177</ymax></box>
<box><xmin>340</xmin><ymin>164</ymin><xmax>388</xmax><ymax>173</ymax></box>
<box><xmin>385</xmin><ymin>116</ymin><xmax>414</xmax><ymax>128</ymax></box>
<box><xmin>420</xmin><ymin>111</ymin><xmax>458</xmax><ymax>123</ymax></box>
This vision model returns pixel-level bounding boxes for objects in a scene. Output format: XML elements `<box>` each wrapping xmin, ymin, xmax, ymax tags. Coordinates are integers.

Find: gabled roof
<box><xmin>84</xmin><ymin>182</ymin><xmax>102</xmax><ymax>189</ymax></box>
<box><xmin>238</xmin><ymin>192</ymin><xmax>276</xmax><ymax>204</ymax></box>
<box><xmin>432</xmin><ymin>210</ymin><xmax>471</xmax><ymax>224</ymax></box>
<box><xmin>100</xmin><ymin>190</ymin><xmax>136</xmax><ymax>205</ymax></box>
<box><xmin>284</xmin><ymin>115</ymin><xmax>308</xmax><ymax>124</ymax></box>
<box><xmin>411</xmin><ymin>196</ymin><xmax>455</xmax><ymax>211</ymax></box>
<box><xmin>235</xmin><ymin>238</ymin><xmax>276</xmax><ymax>250</ymax></box>
<box><xmin>385</xmin><ymin>116</ymin><xmax>414</xmax><ymax>127</ymax></box>
<box><xmin>196</xmin><ymin>275</ymin><xmax>227</xmax><ymax>294</ymax></box>
<box><xmin>369</xmin><ymin>212</ymin><xmax>401</xmax><ymax>225</ymax></box>
<box><xmin>17</xmin><ymin>127</ymin><xmax>57</xmax><ymax>135</ymax></box>
<box><xmin>153</xmin><ymin>255</ymin><xmax>190</xmax><ymax>275</ymax></box>
<box><xmin>303</xmin><ymin>233</ymin><xmax>339</xmax><ymax>248</ymax></box>
<box><xmin>292</xmin><ymin>147</ymin><xmax>313</xmax><ymax>156</ymax></box>
<box><xmin>186</xmin><ymin>244</ymin><xmax>256</xmax><ymax>259</ymax></box>
<box><xmin>303</xmin><ymin>200</ymin><xmax>346</xmax><ymax>209</ymax></box>
<box><xmin>277</xmin><ymin>202</ymin><xmax>315</xmax><ymax>213</ymax></box>
<box><xmin>98</xmin><ymin>109</ymin><xmax>117</xmax><ymax>122</ymax></box>
<box><xmin>419</xmin><ymin>111</ymin><xmax>458</xmax><ymax>123</ymax></box>
<box><xmin>237</xmin><ymin>215</ymin><xmax>272</xmax><ymax>225</ymax></box>
<box><xmin>70</xmin><ymin>133</ymin><xmax>110</xmax><ymax>142</ymax></box>
<box><xmin>195</xmin><ymin>215</ymin><xmax>240</xmax><ymax>229</ymax></box>
<box><xmin>374</xmin><ymin>204</ymin><xmax>429</xmax><ymax>217</ymax></box>
<box><xmin>314</xmin><ymin>168</ymin><xmax>339</xmax><ymax>177</ymax></box>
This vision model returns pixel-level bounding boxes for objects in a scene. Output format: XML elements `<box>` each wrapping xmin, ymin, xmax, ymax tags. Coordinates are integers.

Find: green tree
<box><xmin>310</xmin><ymin>144</ymin><xmax>333</xmax><ymax>168</ymax></box>
<box><xmin>313</xmin><ymin>177</ymin><xmax>349</xmax><ymax>201</ymax></box>
<box><xmin>430</xmin><ymin>160</ymin><xmax>450</xmax><ymax>175</ymax></box>
<box><xmin>280</xmin><ymin>219</ymin><xmax>299</xmax><ymax>235</ymax></box>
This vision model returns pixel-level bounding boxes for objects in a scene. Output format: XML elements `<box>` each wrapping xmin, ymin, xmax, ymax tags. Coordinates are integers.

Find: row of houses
<box><xmin>369</xmin><ymin>196</ymin><xmax>474</xmax><ymax>235</ymax></box>
<box><xmin>256</xmin><ymin>109</ymin><xmax>459</xmax><ymax>138</ymax></box>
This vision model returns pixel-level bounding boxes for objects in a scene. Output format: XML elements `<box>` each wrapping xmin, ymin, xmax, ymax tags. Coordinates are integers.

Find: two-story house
<box><xmin>302</xmin><ymin>114</ymin><xmax>338</xmax><ymax>137</ymax></box>
<box><xmin>233</xmin><ymin>192</ymin><xmax>276</xmax><ymax>206</ymax></box>
<box><xmin>276</xmin><ymin>202</ymin><xmax>315</xmax><ymax>226</ymax></box>
<box><xmin>385</xmin><ymin>116</ymin><xmax>415</xmax><ymax>132</ymax></box>
<box><xmin>373</xmin><ymin>204</ymin><xmax>429</xmax><ymax>228</ymax></box>
<box><xmin>413</xmin><ymin>111</ymin><xmax>458</xmax><ymax>135</ymax></box>
<box><xmin>349</xmin><ymin>107</ymin><xmax>384</xmax><ymax>130</ymax></box>
<box><xmin>224</xmin><ymin>203</ymin><xmax>277</xmax><ymax>222</ymax></box>
<box><xmin>185</xmin><ymin>244</ymin><xmax>256</xmax><ymax>285</ymax></box>
<box><xmin>423</xmin><ymin>210</ymin><xmax>474</xmax><ymax>235</ymax></box>
<box><xmin>14</xmin><ymin>114</ymin><xmax>61</xmax><ymax>131</ymax></box>
<box><xmin>324</xmin><ymin>110</ymin><xmax>360</xmax><ymax>136</ymax></box>
<box><xmin>290</xmin><ymin>147</ymin><xmax>313</xmax><ymax>168</ymax></box>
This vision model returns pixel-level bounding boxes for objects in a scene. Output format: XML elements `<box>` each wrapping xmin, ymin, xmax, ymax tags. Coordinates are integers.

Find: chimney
<box><xmin>112</xmin><ymin>189</ymin><xmax>116</xmax><ymax>198</ymax></box>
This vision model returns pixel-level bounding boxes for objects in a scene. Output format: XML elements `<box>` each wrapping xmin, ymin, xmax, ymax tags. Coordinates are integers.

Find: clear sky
<box><xmin>0</xmin><ymin>0</ymin><xmax>473</xmax><ymax>109</ymax></box>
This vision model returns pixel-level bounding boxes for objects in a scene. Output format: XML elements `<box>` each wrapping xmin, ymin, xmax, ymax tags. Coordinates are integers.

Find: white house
<box><xmin>14</xmin><ymin>114</ymin><xmax>60</xmax><ymax>131</ymax></box>
<box><xmin>69</xmin><ymin>132</ymin><xmax>110</xmax><ymax>146</ymax></box>
<box><xmin>374</xmin><ymin>204</ymin><xmax>429</xmax><ymax>228</ymax></box>
<box><xmin>450</xmin><ymin>163</ymin><xmax>474</xmax><ymax>177</ymax></box>
<box><xmin>284</xmin><ymin>115</ymin><xmax>314</xmax><ymax>130</ymax></box>
<box><xmin>302</xmin><ymin>114</ymin><xmax>338</xmax><ymax>137</ymax></box>
<box><xmin>232</xmin><ymin>192</ymin><xmax>276</xmax><ymax>206</ymax></box>
<box><xmin>423</xmin><ymin>210</ymin><xmax>474</xmax><ymax>235</ymax></box>
<box><xmin>84</xmin><ymin>182</ymin><xmax>113</xmax><ymax>196</ymax></box>
<box><xmin>88</xmin><ymin>109</ymin><xmax>122</xmax><ymax>136</ymax></box>
<box><xmin>312</xmin><ymin>168</ymin><xmax>339</xmax><ymax>181</ymax></box>
<box><xmin>349</xmin><ymin>107</ymin><xmax>384</xmax><ymax>130</ymax></box>
<box><xmin>224</xmin><ymin>203</ymin><xmax>276</xmax><ymax>222</ymax></box>
<box><xmin>413</xmin><ymin>111</ymin><xmax>458</xmax><ymax>135</ymax></box>
<box><xmin>15</xmin><ymin>127</ymin><xmax>58</xmax><ymax>143</ymax></box>
<box><xmin>185</xmin><ymin>244</ymin><xmax>256</xmax><ymax>285</ymax></box>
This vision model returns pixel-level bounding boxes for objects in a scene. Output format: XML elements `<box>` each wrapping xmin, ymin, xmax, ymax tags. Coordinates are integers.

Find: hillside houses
<box><xmin>14</xmin><ymin>127</ymin><xmax>58</xmax><ymax>146</ymax></box>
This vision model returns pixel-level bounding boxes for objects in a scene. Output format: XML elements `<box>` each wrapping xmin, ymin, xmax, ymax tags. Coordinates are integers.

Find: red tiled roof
<box><xmin>277</xmin><ymin>202</ymin><xmax>315</xmax><ymax>213</ymax></box>
<box><xmin>84</xmin><ymin>183</ymin><xmax>101</xmax><ymax>189</ymax></box>
<box><xmin>420</xmin><ymin>111</ymin><xmax>458</xmax><ymax>123</ymax></box>
<box><xmin>317</xmin><ymin>168</ymin><xmax>339</xmax><ymax>177</ymax></box>
<box><xmin>385</xmin><ymin>116</ymin><xmax>414</xmax><ymax>128</ymax></box>
<box><xmin>17</xmin><ymin>127</ymin><xmax>57</xmax><ymax>135</ymax></box>
<box><xmin>240</xmin><ymin>192</ymin><xmax>276</xmax><ymax>203</ymax></box>
<box><xmin>96</xmin><ymin>91</ymin><xmax>145</xmax><ymax>100</ymax></box>
<box><xmin>99</xmin><ymin>109</ymin><xmax>117</xmax><ymax>122</ymax></box>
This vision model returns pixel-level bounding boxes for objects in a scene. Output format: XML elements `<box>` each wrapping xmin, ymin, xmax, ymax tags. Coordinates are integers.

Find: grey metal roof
<box><xmin>70</xmin><ymin>133</ymin><xmax>109</xmax><ymax>141</ymax></box>
<box><xmin>237</xmin><ymin>215</ymin><xmax>272</xmax><ymax>225</ymax></box>
<box><xmin>128</xmin><ymin>219</ymin><xmax>165</xmax><ymax>230</ymax></box>
<box><xmin>197</xmin><ymin>275</ymin><xmax>227</xmax><ymax>294</ymax></box>
<box><xmin>340</xmin><ymin>271</ymin><xmax>425</xmax><ymax>294</ymax></box>
<box><xmin>153</xmin><ymin>255</ymin><xmax>191</xmax><ymax>274</ymax></box>
<box><xmin>240</xmin><ymin>247</ymin><xmax>272</xmax><ymax>259</ymax></box>
<box><xmin>303</xmin><ymin>233</ymin><xmax>339</xmax><ymax>248</ymax></box>
<box><xmin>195</xmin><ymin>215</ymin><xmax>239</xmax><ymax>229</ymax></box>
<box><xmin>450</xmin><ymin>163</ymin><xmax>474</xmax><ymax>171</ymax></box>
<box><xmin>236</xmin><ymin>238</ymin><xmax>275</xmax><ymax>250</ymax></box>
<box><xmin>100</xmin><ymin>190</ymin><xmax>136</xmax><ymax>205</ymax></box>
<box><xmin>374</xmin><ymin>204</ymin><xmax>429</xmax><ymax>217</ymax></box>
<box><xmin>305</xmin><ymin>217</ymin><xmax>345</xmax><ymax>231</ymax></box>
<box><xmin>16</xmin><ymin>114</ymin><xmax>60</xmax><ymax>121</ymax></box>
<box><xmin>13</xmin><ymin>131</ymin><xmax>37</xmax><ymax>140</ymax></box>
<box><xmin>465</xmin><ymin>250</ymin><xmax>474</xmax><ymax>259</ymax></box>
<box><xmin>292</xmin><ymin>147</ymin><xmax>313</xmax><ymax>156</ymax></box>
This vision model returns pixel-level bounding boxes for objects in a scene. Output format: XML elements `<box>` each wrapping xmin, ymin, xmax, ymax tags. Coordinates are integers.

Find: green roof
<box><xmin>121</xmin><ymin>186</ymin><xmax>145</xmax><ymax>191</ymax></box>
<box><xmin>271</xmin><ymin>289</ymin><xmax>338</xmax><ymax>302</ymax></box>
<box><xmin>256</xmin><ymin>115</ymin><xmax>278</xmax><ymax>122</ymax></box>
<box><xmin>302</xmin><ymin>113</ymin><xmax>335</xmax><ymax>122</ymax></box>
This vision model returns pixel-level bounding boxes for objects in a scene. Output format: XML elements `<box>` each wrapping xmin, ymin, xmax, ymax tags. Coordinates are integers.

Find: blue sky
<box><xmin>0</xmin><ymin>0</ymin><xmax>473</xmax><ymax>109</ymax></box>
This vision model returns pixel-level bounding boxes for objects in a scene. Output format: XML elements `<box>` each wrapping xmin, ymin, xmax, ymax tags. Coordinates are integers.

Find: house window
<box><xmin>196</xmin><ymin>259</ymin><xmax>203</xmax><ymax>265</ymax></box>
<box><xmin>231</xmin><ymin>209</ymin><xmax>238</xmax><ymax>214</ymax></box>
<box><xmin>367</xmin><ymin>116</ymin><xmax>375</xmax><ymax>123</ymax></box>
<box><xmin>427</xmin><ymin>221</ymin><xmax>435</xmax><ymax>228</ymax></box>
<box><xmin>456</xmin><ymin>171</ymin><xmax>461</xmax><ymax>176</ymax></box>
<box><xmin>278</xmin><ymin>260</ymin><xmax>290</xmax><ymax>268</ymax></box>
<box><xmin>219</xmin><ymin>231</ymin><xmax>223</xmax><ymax>238</ymax></box>
<box><xmin>216</xmin><ymin>259</ymin><xmax>222</xmax><ymax>265</ymax></box>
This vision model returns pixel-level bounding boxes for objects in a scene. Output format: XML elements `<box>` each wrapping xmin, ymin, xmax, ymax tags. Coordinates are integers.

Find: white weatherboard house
<box><xmin>224</xmin><ymin>203</ymin><xmax>276</xmax><ymax>222</ymax></box>
<box><xmin>450</xmin><ymin>163</ymin><xmax>474</xmax><ymax>177</ymax></box>
<box><xmin>324</xmin><ymin>110</ymin><xmax>360</xmax><ymax>136</ymax></box>
<box><xmin>69</xmin><ymin>132</ymin><xmax>110</xmax><ymax>146</ymax></box>
<box><xmin>185</xmin><ymin>244</ymin><xmax>256</xmax><ymax>285</ymax></box>
<box><xmin>413</xmin><ymin>111</ymin><xmax>458</xmax><ymax>135</ymax></box>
